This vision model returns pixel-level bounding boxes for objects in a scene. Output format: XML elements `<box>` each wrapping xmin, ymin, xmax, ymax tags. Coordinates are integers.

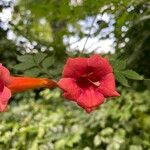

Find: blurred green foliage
<box><xmin>0</xmin><ymin>89</ymin><xmax>150</xmax><ymax>150</ymax></box>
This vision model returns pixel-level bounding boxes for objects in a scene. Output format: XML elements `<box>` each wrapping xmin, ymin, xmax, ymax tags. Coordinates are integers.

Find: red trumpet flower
<box><xmin>58</xmin><ymin>54</ymin><xmax>120</xmax><ymax>113</ymax></box>
<box><xmin>0</xmin><ymin>64</ymin><xmax>56</xmax><ymax>112</ymax></box>
<box><xmin>8</xmin><ymin>76</ymin><xmax>57</xmax><ymax>94</ymax></box>
<box><xmin>0</xmin><ymin>64</ymin><xmax>11</xmax><ymax>112</ymax></box>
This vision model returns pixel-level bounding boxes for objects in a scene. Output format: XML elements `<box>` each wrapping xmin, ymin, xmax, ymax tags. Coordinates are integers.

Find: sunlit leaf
<box><xmin>122</xmin><ymin>70</ymin><xmax>143</xmax><ymax>80</ymax></box>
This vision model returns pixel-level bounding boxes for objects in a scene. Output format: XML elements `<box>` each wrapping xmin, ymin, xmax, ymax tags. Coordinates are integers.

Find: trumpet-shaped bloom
<box><xmin>58</xmin><ymin>54</ymin><xmax>120</xmax><ymax>113</ymax></box>
<box><xmin>0</xmin><ymin>64</ymin><xmax>11</xmax><ymax>112</ymax></box>
<box><xmin>8</xmin><ymin>76</ymin><xmax>57</xmax><ymax>94</ymax></box>
<box><xmin>0</xmin><ymin>63</ymin><xmax>57</xmax><ymax>112</ymax></box>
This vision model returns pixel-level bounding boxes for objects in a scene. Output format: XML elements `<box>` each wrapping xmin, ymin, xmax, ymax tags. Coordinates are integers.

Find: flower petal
<box><xmin>85</xmin><ymin>107</ymin><xmax>98</xmax><ymax>113</ymax></box>
<box><xmin>87</xmin><ymin>55</ymin><xmax>113</xmax><ymax>80</ymax></box>
<box><xmin>58</xmin><ymin>78</ymin><xmax>81</xmax><ymax>100</ymax></box>
<box><xmin>63</xmin><ymin>57</ymin><xmax>88</xmax><ymax>78</ymax></box>
<box><xmin>0</xmin><ymin>80</ymin><xmax>4</xmax><ymax>91</ymax></box>
<box><xmin>98</xmin><ymin>73</ymin><xmax>120</xmax><ymax>97</ymax></box>
<box><xmin>8</xmin><ymin>76</ymin><xmax>57</xmax><ymax>94</ymax></box>
<box><xmin>0</xmin><ymin>64</ymin><xmax>11</xmax><ymax>85</ymax></box>
<box><xmin>63</xmin><ymin>92</ymin><xmax>75</xmax><ymax>101</ymax></box>
<box><xmin>77</xmin><ymin>88</ymin><xmax>105</xmax><ymax>110</ymax></box>
<box><xmin>0</xmin><ymin>86</ymin><xmax>11</xmax><ymax>112</ymax></box>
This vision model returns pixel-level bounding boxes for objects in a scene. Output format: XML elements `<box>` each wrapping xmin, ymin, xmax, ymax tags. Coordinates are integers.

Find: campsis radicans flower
<box><xmin>8</xmin><ymin>77</ymin><xmax>57</xmax><ymax>94</ymax></box>
<box><xmin>0</xmin><ymin>64</ymin><xmax>11</xmax><ymax>112</ymax></box>
<box><xmin>0</xmin><ymin>64</ymin><xmax>57</xmax><ymax>112</ymax></box>
<box><xmin>58</xmin><ymin>54</ymin><xmax>120</xmax><ymax>113</ymax></box>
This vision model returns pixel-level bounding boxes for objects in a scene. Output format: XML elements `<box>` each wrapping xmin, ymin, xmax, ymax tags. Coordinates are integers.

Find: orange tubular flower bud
<box><xmin>8</xmin><ymin>76</ymin><xmax>57</xmax><ymax>94</ymax></box>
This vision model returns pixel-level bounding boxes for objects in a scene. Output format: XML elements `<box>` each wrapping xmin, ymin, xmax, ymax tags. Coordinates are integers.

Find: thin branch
<box><xmin>80</xmin><ymin>15</ymin><xmax>97</xmax><ymax>55</ymax></box>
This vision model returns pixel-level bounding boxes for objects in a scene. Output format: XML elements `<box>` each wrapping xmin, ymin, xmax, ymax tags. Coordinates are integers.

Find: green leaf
<box><xmin>13</xmin><ymin>62</ymin><xmax>36</xmax><ymax>70</ymax></box>
<box><xmin>67</xmin><ymin>134</ymin><xmax>81</xmax><ymax>147</ymax></box>
<box><xmin>115</xmin><ymin>71</ymin><xmax>129</xmax><ymax>87</ymax></box>
<box><xmin>100</xmin><ymin>127</ymin><xmax>114</xmax><ymax>136</ymax></box>
<box><xmin>122</xmin><ymin>70</ymin><xmax>143</xmax><ymax>80</ymax></box>
<box><xmin>94</xmin><ymin>135</ymin><xmax>101</xmax><ymax>147</ymax></box>
<box><xmin>24</xmin><ymin>67</ymin><xmax>41</xmax><ymax>77</ymax></box>
<box><xmin>42</xmin><ymin>56</ymin><xmax>54</xmax><ymax>69</ymax></box>
<box><xmin>33</xmin><ymin>53</ymin><xmax>47</xmax><ymax>64</ymax></box>
<box><xmin>129</xmin><ymin>145</ymin><xmax>142</xmax><ymax>150</ymax></box>
<box><xmin>17</xmin><ymin>55</ymin><xmax>33</xmax><ymax>62</ymax></box>
<box><xmin>113</xmin><ymin>60</ymin><xmax>126</xmax><ymax>70</ymax></box>
<box><xmin>55</xmin><ymin>139</ymin><xmax>66</xmax><ymax>149</ymax></box>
